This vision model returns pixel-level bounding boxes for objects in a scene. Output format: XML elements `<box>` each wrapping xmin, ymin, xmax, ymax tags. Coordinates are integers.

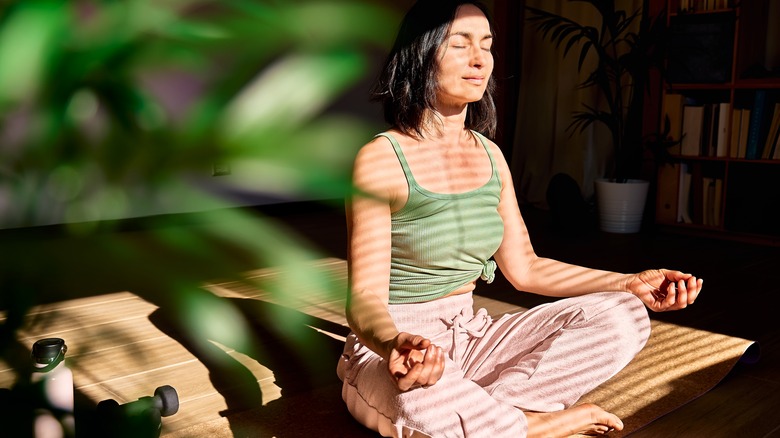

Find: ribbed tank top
<box><xmin>379</xmin><ymin>131</ymin><xmax>504</xmax><ymax>304</ymax></box>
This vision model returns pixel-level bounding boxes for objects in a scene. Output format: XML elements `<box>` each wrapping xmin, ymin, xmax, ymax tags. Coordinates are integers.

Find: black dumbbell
<box><xmin>96</xmin><ymin>385</ymin><xmax>178</xmax><ymax>438</ymax></box>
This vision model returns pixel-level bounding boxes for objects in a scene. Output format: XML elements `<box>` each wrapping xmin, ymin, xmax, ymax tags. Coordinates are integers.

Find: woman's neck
<box><xmin>422</xmin><ymin>105</ymin><xmax>469</xmax><ymax>143</ymax></box>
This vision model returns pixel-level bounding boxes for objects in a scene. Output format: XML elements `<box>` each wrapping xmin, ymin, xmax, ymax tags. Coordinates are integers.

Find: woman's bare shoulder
<box><xmin>478</xmin><ymin>136</ymin><xmax>509</xmax><ymax>169</ymax></box>
<box><xmin>353</xmin><ymin>132</ymin><xmax>407</xmax><ymax>199</ymax></box>
<box><xmin>358</xmin><ymin>133</ymin><xmax>393</xmax><ymax>155</ymax></box>
<box><xmin>479</xmin><ymin>135</ymin><xmax>504</xmax><ymax>157</ymax></box>
<box><xmin>354</xmin><ymin>134</ymin><xmax>397</xmax><ymax>172</ymax></box>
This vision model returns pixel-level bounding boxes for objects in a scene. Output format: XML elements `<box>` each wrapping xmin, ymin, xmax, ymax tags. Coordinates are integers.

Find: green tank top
<box><xmin>380</xmin><ymin>131</ymin><xmax>504</xmax><ymax>304</ymax></box>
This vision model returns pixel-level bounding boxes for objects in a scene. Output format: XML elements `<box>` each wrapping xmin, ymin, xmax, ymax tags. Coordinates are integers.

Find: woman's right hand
<box><xmin>387</xmin><ymin>332</ymin><xmax>445</xmax><ymax>391</ymax></box>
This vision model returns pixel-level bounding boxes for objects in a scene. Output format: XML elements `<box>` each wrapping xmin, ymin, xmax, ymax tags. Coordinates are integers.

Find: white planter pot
<box><xmin>594</xmin><ymin>179</ymin><xmax>649</xmax><ymax>233</ymax></box>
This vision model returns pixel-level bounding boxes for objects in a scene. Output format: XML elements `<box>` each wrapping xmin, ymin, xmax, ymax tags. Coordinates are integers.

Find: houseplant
<box><xmin>526</xmin><ymin>0</ymin><xmax>669</xmax><ymax>232</ymax></box>
<box><xmin>0</xmin><ymin>0</ymin><xmax>395</xmax><ymax>394</ymax></box>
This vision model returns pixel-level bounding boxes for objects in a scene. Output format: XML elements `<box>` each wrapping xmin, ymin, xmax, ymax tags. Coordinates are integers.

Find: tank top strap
<box><xmin>375</xmin><ymin>132</ymin><xmax>419</xmax><ymax>189</ymax></box>
<box><xmin>376</xmin><ymin>131</ymin><xmax>500</xmax><ymax>191</ymax></box>
<box><xmin>471</xmin><ymin>130</ymin><xmax>502</xmax><ymax>187</ymax></box>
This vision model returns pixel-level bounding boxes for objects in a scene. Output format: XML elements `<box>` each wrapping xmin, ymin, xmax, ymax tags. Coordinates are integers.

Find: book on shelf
<box><xmin>762</xmin><ymin>103</ymin><xmax>780</xmax><ymax>159</ymax></box>
<box><xmin>729</xmin><ymin>106</ymin><xmax>742</xmax><ymax>158</ymax></box>
<box><xmin>701</xmin><ymin>177</ymin><xmax>723</xmax><ymax>227</ymax></box>
<box><xmin>745</xmin><ymin>90</ymin><xmax>771</xmax><ymax>160</ymax></box>
<box><xmin>674</xmin><ymin>169</ymin><xmax>723</xmax><ymax>227</ymax></box>
<box><xmin>713</xmin><ymin>178</ymin><xmax>722</xmax><ymax>227</ymax></box>
<box><xmin>772</xmin><ymin>106</ymin><xmax>780</xmax><ymax>159</ymax></box>
<box><xmin>677</xmin><ymin>163</ymin><xmax>693</xmax><ymax>224</ymax></box>
<box><xmin>702</xmin><ymin>102</ymin><xmax>727</xmax><ymax>157</ymax></box>
<box><xmin>656</xmin><ymin>163</ymin><xmax>679</xmax><ymax>223</ymax></box>
<box><xmin>715</xmin><ymin>102</ymin><xmax>730</xmax><ymax>157</ymax></box>
<box><xmin>662</xmin><ymin>93</ymin><xmax>684</xmax><ymax>155</ymax></box>
<box><xmin>658</xmin><ymin>162</ymin><xmax>724</xmax><ymax>226</ymax></box>
<box><xmin>681</xmin><ymin>105</ymin><xmax>704</xmax><ymax>156</ymax></box>
<box><xmin>702</xmin><ymin>177</ymin><xmax>713</xmax><ymax>226</ymax></box>
<box><xmin>701</xmin><ymin>103</ymin><xmax>714</xmax><ymax>156</ymax></box>
<box><xmin>690</xmin><ymin>166</ymin><xmax>705</xmax><ymax>225</ymax></box>
<box><xmin>657</xmin><ymin>0</ymin><xmax>780</xmax><ymax>239</ymax></box>
<box><xmin>737</xmin><ymin>108</ymin><xmax>751</xmax><ymax>159</ymax></box>
<box><xmin>773</xmin><ymin>124</ymin><xmax>780</xmax><ymax>159</ymax></box>
<box><xmin>679</xmin><ymin>0</ymin><xmax>730</xmax><ymax>12</ymax></box>
<box><xmin>676</xmin><ymin>101</ymin><xmax>731</xmax><ymax>157</ymax></box>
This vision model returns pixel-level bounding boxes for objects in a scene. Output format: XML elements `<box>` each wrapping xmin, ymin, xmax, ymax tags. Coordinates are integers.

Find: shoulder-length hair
<box><xmin>371</xmin><ymin>0</ymin><xmax>497</xmax><ymax>139</ymax></box>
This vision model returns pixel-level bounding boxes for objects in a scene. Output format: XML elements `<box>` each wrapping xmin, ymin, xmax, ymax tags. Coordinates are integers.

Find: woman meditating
<box><xmin>337</xmin><ymin>1</ymin><xmax>703</xmax><ymax>436</ymax></box>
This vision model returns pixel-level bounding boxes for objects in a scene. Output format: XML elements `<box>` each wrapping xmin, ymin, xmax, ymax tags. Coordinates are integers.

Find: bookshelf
<box><xmin>653</xmin><ymin>0</ymin><xmax>780</xmax><ymax>244</ymax></box>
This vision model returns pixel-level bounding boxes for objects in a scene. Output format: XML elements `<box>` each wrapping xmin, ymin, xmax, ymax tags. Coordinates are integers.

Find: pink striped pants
<box><xmin>337</xmin><ymin>292</ymin><xmax>650</xmax><ymax>437</ymax></box>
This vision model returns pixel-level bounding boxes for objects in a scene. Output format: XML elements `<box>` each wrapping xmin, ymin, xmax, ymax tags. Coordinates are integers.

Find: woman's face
<box><xmin>435</xmin><ymin>4</ymin><xmax>493</xmax><ymax>111</ymax></box>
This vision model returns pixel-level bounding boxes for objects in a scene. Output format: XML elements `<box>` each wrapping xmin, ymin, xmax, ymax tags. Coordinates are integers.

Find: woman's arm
<box><xmin>490</xmin><ymin>143</ymin><xmax>628</xmax><ymax>295</ymax></box>
<box><xmin>345</xmin><ymin>138</ymin><xmax>400</xmax><ymax>359</ymax></box>
<box><xmin>345</xmin><ymin>137</ymin><xmax>445</xmax><ymax>390</ymax></box>
<box><xmin>489</xmin><ymin>143</ymin><xmax>702</xmax><ymax>309</ymax></box>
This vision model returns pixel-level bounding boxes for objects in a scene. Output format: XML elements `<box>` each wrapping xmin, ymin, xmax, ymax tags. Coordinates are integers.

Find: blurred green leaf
<box><xmin>0</xmin><ymin>0</ymin><xmax>399</xmax><ymax>402</ymax></box>
<box><xmin>0</xmin><ymin>1</ymin><xmax>68</xmax><ymax>108</ymax></box>
<box><xmin>220</xmin><ymin>49</ymin><xmax>368</xmax><ymax>140</ymax></box>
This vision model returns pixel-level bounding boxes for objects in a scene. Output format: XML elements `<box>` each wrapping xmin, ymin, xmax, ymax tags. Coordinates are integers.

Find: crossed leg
<box><xmin>340</xmin><ymin>292</ymin><xmax>650</xmax><ymax>437</ymax></box>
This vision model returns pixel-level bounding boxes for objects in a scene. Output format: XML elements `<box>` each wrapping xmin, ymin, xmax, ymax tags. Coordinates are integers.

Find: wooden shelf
<box><xmin>668</xmin><ymin>83</ymin><xmax>733</xmax><ymax>91</ymax></box>
<box><xmin>669</xmin><ymin>9</ymin><xmax>735</xmax><ymax>17</ymax></box>
<box><xmin>733</xmin><ymin>78</ymin><xmax>780</xmax><ymax>89</ymax></box>
<box><xmin>652</xmin><ymin>0</ymin><xmax>780</xmax><ymax>245</ymax></box>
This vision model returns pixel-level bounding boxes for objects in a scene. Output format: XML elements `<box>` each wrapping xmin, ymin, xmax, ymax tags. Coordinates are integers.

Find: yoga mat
<box><xmin>167</xmin><ymin>322</ymin><xmax>756</xmax><ymax>438</ymax></box>
<box><xmin>576</xmin><ymin>320</ymin><xmax>758</xmax><ymax>437</ymax></box>
<box><xmin>170</xmin><ymin>259</ymin><xmax>758</xmax><ymax>437</ymax></box>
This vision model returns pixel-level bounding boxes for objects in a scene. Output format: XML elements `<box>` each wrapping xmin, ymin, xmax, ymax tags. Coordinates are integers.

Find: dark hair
<box><xmin>371</xmin><ymin>0</ymin><xmax>497</xmax><ymax>138</ymax></box>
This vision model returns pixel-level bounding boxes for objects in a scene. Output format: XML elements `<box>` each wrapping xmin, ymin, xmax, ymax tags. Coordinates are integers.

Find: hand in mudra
<box><xmin>387</xmin><ymin>332</ymin><xmax>445</xmax><ymax>391</ymax></box>
<box><xmin>630</xmin><ymin>269</ymin><xmax>702</xmax><ymax>312</ymax></box>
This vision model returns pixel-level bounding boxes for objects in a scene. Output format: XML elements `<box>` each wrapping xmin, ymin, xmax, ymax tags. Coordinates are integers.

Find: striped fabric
<box><xmin>380</xmin><ymin>131</ymin><xmax>504</xmax><ymax>305</ymax></box>
<box><xmin>338</xmin><ymin>291</ymin><xmax>650</xmax><ymax>437</ymax></box>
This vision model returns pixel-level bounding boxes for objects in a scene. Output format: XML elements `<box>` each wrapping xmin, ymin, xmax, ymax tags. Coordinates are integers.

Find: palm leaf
<box><xmin>568</xmin><ymin>106</ymin><xmax>611</xmax><ymax>134</ymax></box>
<box><xmin>527</xmin><ymin>0</ymin><xmax>673</xmax><ymax>182</ymax></box>
<box><xmin>526</xmin><ymin>6</ymin><xmax>599</xmax><ymax>51</ymax></box>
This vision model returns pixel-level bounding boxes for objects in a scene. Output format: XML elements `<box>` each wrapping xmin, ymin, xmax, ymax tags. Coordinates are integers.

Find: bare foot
<box><xmin>525</xmin><ymin>403</ymin><xmax>623</xmax><ymax>437</ymax></box>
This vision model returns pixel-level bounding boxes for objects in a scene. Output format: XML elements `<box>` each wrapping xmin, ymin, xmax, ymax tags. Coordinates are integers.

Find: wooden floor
<box><xmin>514</xmin><ymin>208</ymin><xmax>780</xmax><ymax>438</ymax></box>
<box><xmin>0</xmin><ymin>248</ymin><xmax>528</xmax><ymax>436</ymax></box>
<box><xmin>269</xmin><ymin>202</ymin><xmax>780</xmax><ymax>437</ymax></box>
<box><xmin>1</xmin><ymin>201</ymin><xmax>779</xmax><ymax>437</ymax></box>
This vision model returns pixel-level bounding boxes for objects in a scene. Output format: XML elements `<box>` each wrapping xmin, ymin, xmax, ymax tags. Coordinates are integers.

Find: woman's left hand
<box><xmin>630</xmin><ymin>269</ymin><xmax>703</xmax><ymax>312</ymax></box>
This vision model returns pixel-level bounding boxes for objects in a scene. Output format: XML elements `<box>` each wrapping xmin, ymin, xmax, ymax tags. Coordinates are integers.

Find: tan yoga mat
<box><xmin>167</xmin><ymin>323</ymin><xmax>756</xmax><ymax>438</ymax></box>
<box><xmin>170</xmin><ymin>258</ymin><xmax>758</xmax><ymax>437</ymax></box>
<box><xmin>576</xmin><ymin>320</ymin><xmax>757</xmax><ymax>437</ymax></box>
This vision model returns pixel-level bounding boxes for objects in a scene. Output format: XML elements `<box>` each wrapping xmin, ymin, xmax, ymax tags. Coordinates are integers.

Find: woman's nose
<box><xmin>471</xmin><ymin>47</ymin><xmax>488</xmax><ymax>67</ymax></box>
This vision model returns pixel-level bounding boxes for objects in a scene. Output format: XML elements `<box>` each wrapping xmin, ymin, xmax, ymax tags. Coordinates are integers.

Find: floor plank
<box><xmin>629</xmin><ymin>374</ymin><xmax>780</xmax><ymax>437</ymax></box>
